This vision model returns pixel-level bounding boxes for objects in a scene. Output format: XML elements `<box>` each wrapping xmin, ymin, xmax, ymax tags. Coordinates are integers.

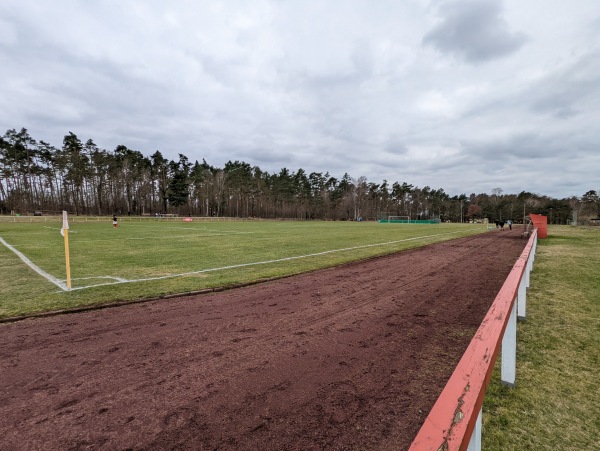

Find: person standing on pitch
<box><xmin>113</xmin><ymin>214</ymin><xmax>118</xmax><ymax>228</ymax></box>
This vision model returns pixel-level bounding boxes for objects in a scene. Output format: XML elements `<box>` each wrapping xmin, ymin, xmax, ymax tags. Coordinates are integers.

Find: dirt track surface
<box><xmin>0</xmin><ymin>228</ymin><xmax>526</xmax><ymax>450</ymax></box>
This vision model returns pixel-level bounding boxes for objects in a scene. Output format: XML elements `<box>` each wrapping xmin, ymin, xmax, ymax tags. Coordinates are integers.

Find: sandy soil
<box><xmin>0</xmin><ymin>228</ymin><xmax>526</xmax><ymax>450</ymax></box>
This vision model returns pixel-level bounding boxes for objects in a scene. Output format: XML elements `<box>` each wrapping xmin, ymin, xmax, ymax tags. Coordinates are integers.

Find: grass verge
<box><xmin>482</xmin><ymin>226</ymin><xmax>600</xmax><ymax>450</ymax></box>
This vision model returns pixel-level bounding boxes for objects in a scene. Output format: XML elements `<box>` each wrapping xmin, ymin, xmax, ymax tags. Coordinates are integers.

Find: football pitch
<box><xmin>0</xmin><ymin>218</ymin><xmax>486</xmax><ymax>318</ymax></box>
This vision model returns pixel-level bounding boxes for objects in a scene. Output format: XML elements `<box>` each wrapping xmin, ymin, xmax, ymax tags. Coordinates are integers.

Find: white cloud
<box><xmin>0</xmin><ymin>18</ymin><xmax>17</xmax><ymax>45</ymax></box>
<box><xmin>416</xmin><ymin>90</ymin><xmax>457</xmax><ymax>118</ymax></box>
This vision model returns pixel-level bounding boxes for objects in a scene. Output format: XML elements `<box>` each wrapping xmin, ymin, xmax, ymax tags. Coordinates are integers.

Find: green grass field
<box><xmin>483</xmin><ymin>225</ymin><xmax>600</xmax><ymax>450</ymax></box>
<box><xmin>0</xmin><ymin>217</ymin><xmax>486</xmax><ymax>319</ymax></box>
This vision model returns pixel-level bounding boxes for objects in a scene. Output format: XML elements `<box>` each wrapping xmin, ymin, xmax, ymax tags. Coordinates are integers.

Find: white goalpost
<box><xmin>377</xmin><ymin>212</ymin><xmax>412</xmax><ymax>223</ymax></box>
<box><xmin>387</xmin><ymin>216</ymin><xmax>411</xmax><ymax>223</ymax></box>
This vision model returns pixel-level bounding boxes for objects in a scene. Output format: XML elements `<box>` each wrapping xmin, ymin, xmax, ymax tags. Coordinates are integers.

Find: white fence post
<box><xmin>531</xmin><ymin>237</ymin><xmax>537</xmax><ymax>265</ymax></box>
<box><xmin>501</xmin><ymin>301</ymin><xmax>517</xmax><ymax>387</ymax></box>
<box><xmin>517</xmin><ymin>275</ymin><xmax>527</xmax><ymax>321</ymax></box>
<box><xmin>467</xmin><ymin>408</ymin><xmax>482</xmax><ymax>451</ymax></box>
<box><xmin>528</xmin><ymin>243</ymin><xmax>535</xmax><ymax>277</ymax></box>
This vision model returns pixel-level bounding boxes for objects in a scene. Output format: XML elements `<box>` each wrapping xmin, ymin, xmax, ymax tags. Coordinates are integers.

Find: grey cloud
<box><xmin>383</xmin><ymin>140</ymin><xmax>409</xmax><ymax>156</ymax></box>
<box><xmin>458</xmin><ymin>50</ymin><xmax>600</xmax><ymax>131</ymax></box>
<box><xmin>528</xmin><ymin>52</ymin><xmax>600</xmax><ymax>119</ymax></box>
<box><xmin>280</xmin><ymin>40</ymin><xmax>381</xmax><ymax>92</ymax></box>
<box><xmin>423</xmin><ymin>0</ymin><xmax>527</xmax><ymax>63</ymax></box>
<box><xmin>452</xmin><ymin>130</ymin><xmax>599</xmax><ymax>195</ymax></box>
<box><xmin>461</xmin><ymin>132</ymin><xmax>568</xmax><ymax>162</ymax></box>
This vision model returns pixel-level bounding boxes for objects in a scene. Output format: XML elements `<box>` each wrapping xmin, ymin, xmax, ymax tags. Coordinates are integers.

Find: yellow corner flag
<box><xmin>61</xmin><ymin>211</ymin><xmax>71</xmax><ymax>289</ymax></box>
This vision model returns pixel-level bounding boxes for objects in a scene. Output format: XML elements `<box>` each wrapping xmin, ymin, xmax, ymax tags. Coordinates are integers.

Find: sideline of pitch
<box><xmin>0</xmin><ymin>235</ymin><xmax>68</xmax><ymax>291</ymax></box>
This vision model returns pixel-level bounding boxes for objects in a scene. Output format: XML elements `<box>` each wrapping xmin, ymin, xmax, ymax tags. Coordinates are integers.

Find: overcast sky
<box><xmin>1</xmin><ymin>0</ymin><xmax>599</xmax><ymax>198</ymax></box>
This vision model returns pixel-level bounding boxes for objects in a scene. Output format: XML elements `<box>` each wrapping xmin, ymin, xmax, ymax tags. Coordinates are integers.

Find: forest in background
<box><xmin>1</xmin><ymin>128</ymin><xmax>598</xmax><ymax>224</ymax></box>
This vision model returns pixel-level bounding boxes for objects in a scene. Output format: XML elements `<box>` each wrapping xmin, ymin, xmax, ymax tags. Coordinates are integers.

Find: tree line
<box><xmin>1</xmin><ymin>127</ymin><xmax>594</xmax><ymax>224</ymax></box>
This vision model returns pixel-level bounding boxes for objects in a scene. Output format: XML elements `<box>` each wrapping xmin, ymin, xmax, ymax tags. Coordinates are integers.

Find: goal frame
<box><xmin>387</xmin><ymin>215</ymin><xmax>411</xmax><ymax>223</ymax></box>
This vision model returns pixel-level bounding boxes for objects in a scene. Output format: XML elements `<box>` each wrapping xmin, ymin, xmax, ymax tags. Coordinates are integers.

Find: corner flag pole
<box><xmin>61</xmin><ymin>211</ymin><xmax>71</xmax><ymax>289</ymax></box>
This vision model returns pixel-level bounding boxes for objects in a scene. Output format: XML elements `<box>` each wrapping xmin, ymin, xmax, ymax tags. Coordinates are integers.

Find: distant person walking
<box><xmin>113</xmin><ymin>214</ymin><xmax>118</xmax><ymax>228</ymax></box>
<box><xmin>507</xmin><ymin>219</ymin><xmax>513</xmax><ymax>230</ymax></box>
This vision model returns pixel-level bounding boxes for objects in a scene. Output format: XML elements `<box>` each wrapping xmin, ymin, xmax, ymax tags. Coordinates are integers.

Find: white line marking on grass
<box><xmin>202</xmin><ymin>228</ymin><xmax>254</xmax><ymax>234</ymax></box>
<box><xmin>125</xmin><ymin>233</ymin><xmax>234</xmax><ymax>240</ymax></box>
<box><xmin>0</xmin><ymin>235</ymin><xmax>69</xmax><ymax>291</ymax></box>
<box><xmin>72</xmin><ymin>276</ymin><xmax>130</xmax><ymax>282</ymax></box>
<box><xmin>74</xmin><ymin>233</ymin><xmax>235</xmax><ymax>244</ymax></box>
<box><xmin>66</xmin><ymin>229</ymin><xmax>475</xmax><ymax>291</ymax></box>
<box><xmin>43</xmin><ymin>226</ymin><xmax>77</xmax><ymax>233</ymax></box>
<box><xmin>145</xmin><ymin>225</ymin><xmax>254</xmax><ymax>235</ymax></box>
<box><xmin>148</xmin><ymin>226</ymin><xmax>210</xmax><ymax>231</ymax></box>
